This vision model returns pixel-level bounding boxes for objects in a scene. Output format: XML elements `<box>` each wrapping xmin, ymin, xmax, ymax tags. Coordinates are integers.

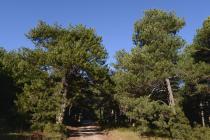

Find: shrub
<box><xmin>191</xmin><ymin>126</ymin><xmax>210</xmax><ymax>140</ymax></box>
<box><xmin>120</xmin><ymin>97</ymin><xmax>192</xmax><ymax>139</ymax></box>
<box><xmin>43</xmin><ymin>123</ymin><xmax>66</xmax><ymax>134</ymax></box>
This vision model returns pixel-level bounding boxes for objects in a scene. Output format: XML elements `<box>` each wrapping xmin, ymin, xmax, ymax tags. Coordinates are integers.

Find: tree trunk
<box><xmin>200</xmin><ymin>102</ymin><xmax>205</xmax><ymax>127</ymax></box>
<box><xmin>56</xmin><ymin>77</ymin><xmax>68</xmax><ymax>124</ymax></box>
<box><xmin>165</xmin><ymin>78</ymin><xmax>176</xmax><ymax>114</ymax></box>
<box><xmin>99</xmin><ymin>108</ymin><xmax>102</xmax><ymax>121</ymax></box>
<box><xmin>68</xmin><ymin>104</ymin><xmax>72</xmax><ymax>116</ymax></box>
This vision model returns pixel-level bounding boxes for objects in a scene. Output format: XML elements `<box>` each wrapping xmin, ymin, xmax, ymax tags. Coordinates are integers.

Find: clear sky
<box><xmin>1</xmin><ymin>0</ymin><xmax>210</xmax><ymax>64</ymax></box>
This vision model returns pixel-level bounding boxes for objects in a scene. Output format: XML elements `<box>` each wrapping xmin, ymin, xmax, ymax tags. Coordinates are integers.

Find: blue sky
<box><xmin>1</xmin><ymin>0</ymin><xmax>210</xmax><ymax>64</ymax></box>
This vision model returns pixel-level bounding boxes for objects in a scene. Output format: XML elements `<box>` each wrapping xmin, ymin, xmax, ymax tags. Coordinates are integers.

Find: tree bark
<box><xmin>56</xmin><ymin>77</ymin><xmax>68</xmax><ymax>124</ymax></box>
<box><xmin>200</xmin><ymin>102</ymin><xmax>205</xmax><ymax>127</ymax></box>
<box><xmin>165</xmin><ymin>78</ymin><xmax>176</xmax><ymax>114</ymax></box>
<box><xmin>68</xmin><ymin>104</ymin><xmax>72</xmax><ymax>116</ymax></box>
<box><xmin>99</xmin><ymin>108</ymin><xmax>102</xmax><ymax>121</ymax></box>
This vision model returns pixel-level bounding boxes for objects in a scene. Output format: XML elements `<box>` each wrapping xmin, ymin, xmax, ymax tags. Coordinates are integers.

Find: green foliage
<box><xmin>114</xmin><ymin>9</ymin><xmax>193</xmax><ymax>139</ymax></box>
<box><xmin>194</xmin><ymin>17</ymin><xmax>210</xmax><ymax>50</ymax></box>
<box><xmin>17</xmin><ymin>79</ymin><xmax>63</xmax><ymax>130</ymax></box>
<box><xmin>177</xmin><ymin>16</ymin><xmax>210</xmax><ymax>131</ymax></box>
<box><xmin>133</xmin><ymin>9</ymin><xmax>185</xmax><ymax>48</ymax></box>
<box><xmin>181</xmin><ymin>16</ymin><xmax>210</xmax><ymax>91</ymax></box>
<box><xmin>14</xmin><ymin>21</ymin><xmax>111</xmax><ymax>130</ymax></box>
<box><xmin>114</xmin><ymin>9</ymin><xmax>185</xmax><ymax>99</ymax></box>
<box><xmin>191</xmin><ymin>126</ymin><xmax>210</xmax><ymax>140</ymax></box>
<box><xmin>1</xmin><ymin>8</ymin><xmax>210</xmax><ymax>140</ymax></box>
<box><xmin>182</xmin><ymin>17</ymin><xmax>210</xmax><ymax>95</ymax></box>
<box><xmin>0</xmin><ymin>48</ymin><xmax>24</xmax><ymax>130</ymax></box>
<box><xmin>43</xmin><ymin>123</ymin><xmax>66</xmax><ymax>133</ymax></box>
<box><xmin>117</xmin><ymin>96</ymin><xmax>190</xmax><ymax>139</ymax></box>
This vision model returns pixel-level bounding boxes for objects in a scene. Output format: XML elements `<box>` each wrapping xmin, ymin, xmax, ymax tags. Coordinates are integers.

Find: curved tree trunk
<box><xmin>165</xmin><ymin>78</ymin><xmax>176</xmax><ymax>114</ymax></box>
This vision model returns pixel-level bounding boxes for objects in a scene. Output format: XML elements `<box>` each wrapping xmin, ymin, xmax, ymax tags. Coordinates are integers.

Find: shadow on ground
<box><xmin>67</xmin><ymin>123</ymin><xmax>104</xmax><ymax>138</ymax></box>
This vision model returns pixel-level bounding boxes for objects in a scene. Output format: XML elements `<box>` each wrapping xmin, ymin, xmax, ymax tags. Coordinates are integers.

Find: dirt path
<box><xmin>67</xmin><ymin>124</ymin><xmax>109</xmax><ymax>140</ymax></box>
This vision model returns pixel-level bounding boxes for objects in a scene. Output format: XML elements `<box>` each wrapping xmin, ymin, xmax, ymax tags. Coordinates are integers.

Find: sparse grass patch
<box><xmin>108</xmin><ymin>128</ymin><xmax>169</xmax><ymax>140</ymax></box>
<box><xmin>0</xmin><ymin>131</ymin><xmax>66</xmax><ymax>140</ymax></box>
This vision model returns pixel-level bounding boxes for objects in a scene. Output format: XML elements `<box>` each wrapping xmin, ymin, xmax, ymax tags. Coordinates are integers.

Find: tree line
<box><xmin>1</xmin><ymin>9</ymin><xmax>210</xmax><ymax>139</ymax></box>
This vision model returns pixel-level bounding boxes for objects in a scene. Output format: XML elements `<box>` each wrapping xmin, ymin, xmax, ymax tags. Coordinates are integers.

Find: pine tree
<box><xmin>115</xmin><ymin>9</ymin><xmax>185</xmax><ymax>109</ymax></box>
<box><xmin>114</xmin><ymin>9</ymin><xmax>190</xmax><ymax>138</ymax></box>
<box><xmin>179</xmin><ymin>17</ymin><xmax>210</xmax><ymax>127</ymax></box>
<box><xmin>16</xmin><ymin>21</ymin><xmax>109</xmax><ymax>130</ymax></box>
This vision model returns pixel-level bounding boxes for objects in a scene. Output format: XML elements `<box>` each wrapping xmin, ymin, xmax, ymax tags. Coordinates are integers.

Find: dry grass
<box><xmin>107</xmin><ymin>128</ymin><xmax>169</xmax><ymax>140</ymax></box>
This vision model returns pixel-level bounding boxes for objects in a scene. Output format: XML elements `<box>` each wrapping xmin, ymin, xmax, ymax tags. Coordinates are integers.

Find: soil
<box><xmin>67</xmin><ymin>124</ymin><xmax>109</xmax><ymax>140</ymax></box>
